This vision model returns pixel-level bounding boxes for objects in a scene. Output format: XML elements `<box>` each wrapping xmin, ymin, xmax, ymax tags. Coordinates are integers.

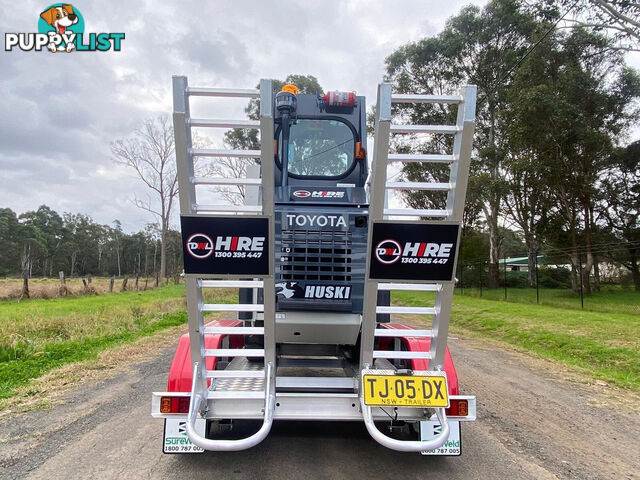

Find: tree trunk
<box><xmin>116</xmin><ymin>244</ymin><xmax>121</xmax><ymax>277</ymax></box>
<box><xmin>582</xmin><ymin>203</ymin><xmax>594</xmax><ymax>294</ymax></box>
<box><xmin>70</xmin><ymin>251</ymin><xmax>77</xmax><ymax>277</ymax></box>
<box><xmin>569</xmin><ymin>252</ymin><xmax>579</xmax><ymax>293</ymax></box>
<box><xmin>581</xmin><ymin>260</ymin><xmax>592</xmax><ymax>295</ymax></box>
<box><xmin>160</xmin><ymin>224</ymin><xmax>167</xmax><ymax>284</ymax></box>
<box><xmin>527</xmin><ymin>251</ymin><xmax>537</xmax><ymax>288</ymax></box>
<box><xmin>21</xmin><ymin>245</ymin><xmax>30</xmax><ymax>300</ymax></box>
<box><xmin>153</xmin><ymin>240</ymin><xmax>158</xmax><ymax>278</ymax></box>
<box><xmin>22</xmin><ymin>277</ymin><xmax>29</xmax><ymax>299</ymax></box>
<box><xmin>488</xmin><ymin>222</ymin><xmax>500</xmax><ymax>289</ymax></box>
<box><xmin>486</xmin><ymin>102</ymin><xmax>501</xmax><ymax>290</ymax></box>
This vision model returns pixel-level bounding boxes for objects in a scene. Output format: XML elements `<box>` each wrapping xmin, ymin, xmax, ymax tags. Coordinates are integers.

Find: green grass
<box><xmin>2</xmin><ymin>280</ymin><xmax>638</xmax><ymax>400</ymax></box>
<box><xmin>0</xmin><ymin>285</ymin><xmax>235</xmax><ymax>399</ymax></box>
<box><xmin>456</xmin><ymin>286</ymin><xmax>640</xmax><ymax>315</ymax></box>
<box><xmin>394</xmin><ymin>291</ymin><xmax>640</xmax><ymax>391</ymax></box>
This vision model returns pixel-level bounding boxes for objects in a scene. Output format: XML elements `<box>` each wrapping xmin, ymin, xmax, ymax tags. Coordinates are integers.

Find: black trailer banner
<box><xmin>369</xmin><ymin>222</ymin><xmax>460</xmax><ymax>282</ymax></box>
<box><xmin>181</xmin><ymin>215</ymin><xmax>269</xmax><ymax>276</ymax></box>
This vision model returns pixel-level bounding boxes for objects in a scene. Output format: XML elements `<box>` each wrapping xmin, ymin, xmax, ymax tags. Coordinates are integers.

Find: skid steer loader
<box><xmin>151</xmin><ymin>77</ymin><xmax>477</xmax><ymax>455</ymax></box>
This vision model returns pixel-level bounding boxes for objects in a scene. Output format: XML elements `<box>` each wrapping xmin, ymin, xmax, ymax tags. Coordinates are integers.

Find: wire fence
<box><xmin>454</xmin><ymin>244</ymin><xmax>640</xmax><ymax>316</ymax></box>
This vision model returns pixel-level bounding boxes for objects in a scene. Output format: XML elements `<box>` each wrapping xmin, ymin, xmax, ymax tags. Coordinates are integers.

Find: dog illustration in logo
<box><xmin>40</xmin><ymin>4</ymin><xmax>78</xmax><ymax>52</ymax></box>
<box><xmin>275</xmin><ymin>282</ymin><xmax>297</xmax><ymax>299</ymax></box>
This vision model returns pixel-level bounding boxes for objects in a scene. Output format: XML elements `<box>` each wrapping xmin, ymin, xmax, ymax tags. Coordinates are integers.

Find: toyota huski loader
<box><xmin>151</xmin><ymin>77</ymin><xmax>477</xmax><ymax>455</ymax></box>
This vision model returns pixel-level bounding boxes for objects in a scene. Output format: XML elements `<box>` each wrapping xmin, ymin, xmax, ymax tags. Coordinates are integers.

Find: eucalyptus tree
<box><xmin>502</xmin><ymin>27</ymin><xmax>640</xmax><ymax>292</ymax></box>
<box><xmin>385</xmin><ymin>0</ymin><xmax>539</xmax><ymax>288</ymax></box>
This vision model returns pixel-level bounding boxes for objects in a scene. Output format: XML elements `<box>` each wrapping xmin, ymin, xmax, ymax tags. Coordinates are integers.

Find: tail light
<box><xmin>445</xmin><ymin>399</ymin><xmax>469</xmax><ymax>417</ymax></box>
<box><xmin>160</xmin><ymin>396</ymin><xmax>190</xmax><ymax>414</ymax></box>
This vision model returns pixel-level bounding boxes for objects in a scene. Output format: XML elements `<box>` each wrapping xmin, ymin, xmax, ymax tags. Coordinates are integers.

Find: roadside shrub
<box><xmin>538</xmin><ymin>266</ymin><xmax>571</xmax><ymax>289</ymax></box>
<box><xmin>504</xmin><ymin>270</ymin><xmax>528</xmax><ymax>288</ymax></box>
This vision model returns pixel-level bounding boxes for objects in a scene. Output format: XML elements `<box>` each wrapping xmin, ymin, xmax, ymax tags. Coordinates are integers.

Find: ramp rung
<box><xmin>206</xmin><ymin>370</ymin><xmax>264</xmax><ymax>378</ymax></box>
<box><xmin>387</xmin><ymin>153</ymin><xmax>455</xmax><ymax>163</ymax></box>
<box><xmin>189</xmin><ymin>118</ymin><xmax>260</xmax><ymax>129</ymax></box>
<box><xmin>186</xmin><ymin>87</ymin><xmax>259</xmax><ymax>98</ymax></box>
<box><xmin>195</xmin><ymin>204</ymin><xmax>262</xmax><ymax>213</ymax></box>
<box><xmin>207</xmin><ymin>391</ymin><xmax>265</xmax><ymax>399</ymax></box>
<box><xmin>390</xmin><ymin>124</ymin><xmax>459</xmax><ymax>135</ymax></box>
<box><xmin>376</xmin><ymin>306</ymin><xmax>437</xmax><ymax>315</ymax></box>
<box><xmin>200</xmin><ymin>280</ymin><xmax>264</xmax><ymax>288</ymax></box>
<box><xmin>374</xmin><ymin>329</ymin><xmax>433</xmax><ymax>338</ymax></box>
<box><xmin>391</xmin><ymin>93</ymin><xmax>463</xmax><ymax>104</ymax></box>
<box><xmin>378</xmin><ymin>283</ymin><xmax>441</xmax><ymax>292</ymax></box>
<box><xmin>204</xmin><ymin>348</ymin><xmax>265</xmax><ymax>357</ymax></box>
<box><xmin>201</xmin><ymin>303</ymin><xmax>264</xmax><ymax>312</ymax></box>
<box><xmin>202</xmin><ymin>326</ymin><xmax>264</xmax><ymax>335</ymax></box>
<box><xmin>190</xmin><ymin>148</ymin><xmax>261</xmax><ymax>158</ymax></box>
<box><xmin>276</xmin><ymin>377</ymin><xmax>356</xmax><ymax>389</ymax></box>
<box><xmin>384</xmin><ymin>208</ymin><xmax>448</xmax><ymax>217</ymax></box>
<box><xmin>373</xmin><ymin>350</ymin><xmax>433</xmax><ymax>360</ymax></box>
<box><xmin>192</xmin><ymin>177</ymin><xmax>262</xmax><ymax>186</ymax></box>
<box><xmin>386</xmin><ymin>181</ymin><xmax>452</xmax><ymax>191</ymax></box>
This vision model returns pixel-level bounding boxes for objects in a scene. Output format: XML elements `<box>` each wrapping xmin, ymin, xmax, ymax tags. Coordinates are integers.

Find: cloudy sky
<box><xmin>2</xmin><ymin>1</ymin><xmax>639</xmax><ymax>232</ymax></box>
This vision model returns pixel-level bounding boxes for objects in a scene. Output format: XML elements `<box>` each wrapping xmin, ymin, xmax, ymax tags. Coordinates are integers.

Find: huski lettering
<box><xmin>304</xmin><ymin>285</ymin><xmax>351</xmax><ymax>299</ymax></box>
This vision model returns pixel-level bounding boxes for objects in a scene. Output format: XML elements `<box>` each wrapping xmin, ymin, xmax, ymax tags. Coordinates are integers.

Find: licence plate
<box><xmin>362</xmin><ymin>372</ymin><xmax>449</xmax><ymax>407</ymax></box>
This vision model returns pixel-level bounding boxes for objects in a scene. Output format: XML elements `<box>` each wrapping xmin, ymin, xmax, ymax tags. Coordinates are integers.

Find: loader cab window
<box><xmin>279</xmin><ymin>119</ymin><xmax>355</xmax><ymax>178</ymax></box>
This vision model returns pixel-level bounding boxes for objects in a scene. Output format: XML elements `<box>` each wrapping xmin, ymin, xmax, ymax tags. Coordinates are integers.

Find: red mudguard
<box><xmin>167</xmin><ymin>320</ymin><xmax>243</xmax><ymax>392</ymax></box>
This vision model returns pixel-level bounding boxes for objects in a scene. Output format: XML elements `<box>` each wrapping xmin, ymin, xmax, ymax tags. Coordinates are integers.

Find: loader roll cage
<box><xmin>152</xmin><ymin>77</ymin><xmax>478</xmax><ymax>454</ymax></box>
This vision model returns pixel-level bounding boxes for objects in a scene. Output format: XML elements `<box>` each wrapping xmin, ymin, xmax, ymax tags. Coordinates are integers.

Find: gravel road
<box><xmin>1</xmin><ymin>335</ymin><xmax>638</xmax><ymax>480</ymax></box>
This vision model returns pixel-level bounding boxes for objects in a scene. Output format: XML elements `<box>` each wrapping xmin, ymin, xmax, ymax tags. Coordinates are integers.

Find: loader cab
<box><xmin>267</xmin><ymin>86</ymin><xmax>385</xmax><ymax>345</ymax></box>
<box><xmin>273</xmin><ymin>88</ymin><xmax>368</xmax><ymax>196</ymax></box>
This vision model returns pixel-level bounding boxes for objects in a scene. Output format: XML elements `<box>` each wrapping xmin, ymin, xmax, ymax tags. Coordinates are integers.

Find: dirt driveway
<box><xmin>0</xmin><ymin>334</ymin><xmax>638</xmax><ymax>480</ymax></box>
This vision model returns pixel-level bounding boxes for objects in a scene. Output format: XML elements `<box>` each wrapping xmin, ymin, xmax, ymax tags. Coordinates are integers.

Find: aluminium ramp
<box><xmin>172</xmin><ymin>76</ymin><xmax>277</xmax><ymax>451</ymax></box>
<box><xmin>360</xmin><ymin>84</ymin><xmax>477</xmax><ymax>452</ymax></box>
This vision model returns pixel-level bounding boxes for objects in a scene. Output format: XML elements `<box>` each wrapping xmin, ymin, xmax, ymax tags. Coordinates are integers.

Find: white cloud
<box><xmin>3</xmin><ymin>0</ymin><xmax>637</xmax><ymax>232</ymax></box>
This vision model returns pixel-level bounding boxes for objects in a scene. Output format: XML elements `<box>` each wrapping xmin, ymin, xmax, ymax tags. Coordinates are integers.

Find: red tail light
<box><xmin>445</xmin><ymin>399</ymin><xmax>469</xmax><ymax>417</ymax></box>
<box><xmin>160</xmin><ymin>396</ymin><xmax>190</xmax><ymax>414</ymax></box>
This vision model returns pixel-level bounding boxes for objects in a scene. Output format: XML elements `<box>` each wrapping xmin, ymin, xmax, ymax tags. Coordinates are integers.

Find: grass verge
<box><xmin>456</xmin><ymin>286</ymin><xmax>639</xmax><ymax>315</ymax></box>
<box><xmin>0</xmin><ymin>285</ymin><xmax>235</xmax><ymax>399</ymax></box>
<box><xmin>394</xmin><ymin>291</ymin><xmax>640</xmax><ymax>392</ymax></box>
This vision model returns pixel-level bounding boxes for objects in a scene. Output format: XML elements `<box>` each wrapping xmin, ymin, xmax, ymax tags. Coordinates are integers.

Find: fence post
<box><xmin>578</xmin><ymin>251</ymin><xmax>584</xmax><ymax>309</ymax></box>
<box><xmin>479</xmin><ymin>261</ymin><xmax>483</xmax><ymax>297</ymax></box>
<box><xmin>504</xmin><ymin>256</ymin><xmax>508</xmax><ymax>300</ymax></box>
<box><xmin>460</xmin><ymin>263</ymin><xmax>464</xmax><ymax>295</ymax></box>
